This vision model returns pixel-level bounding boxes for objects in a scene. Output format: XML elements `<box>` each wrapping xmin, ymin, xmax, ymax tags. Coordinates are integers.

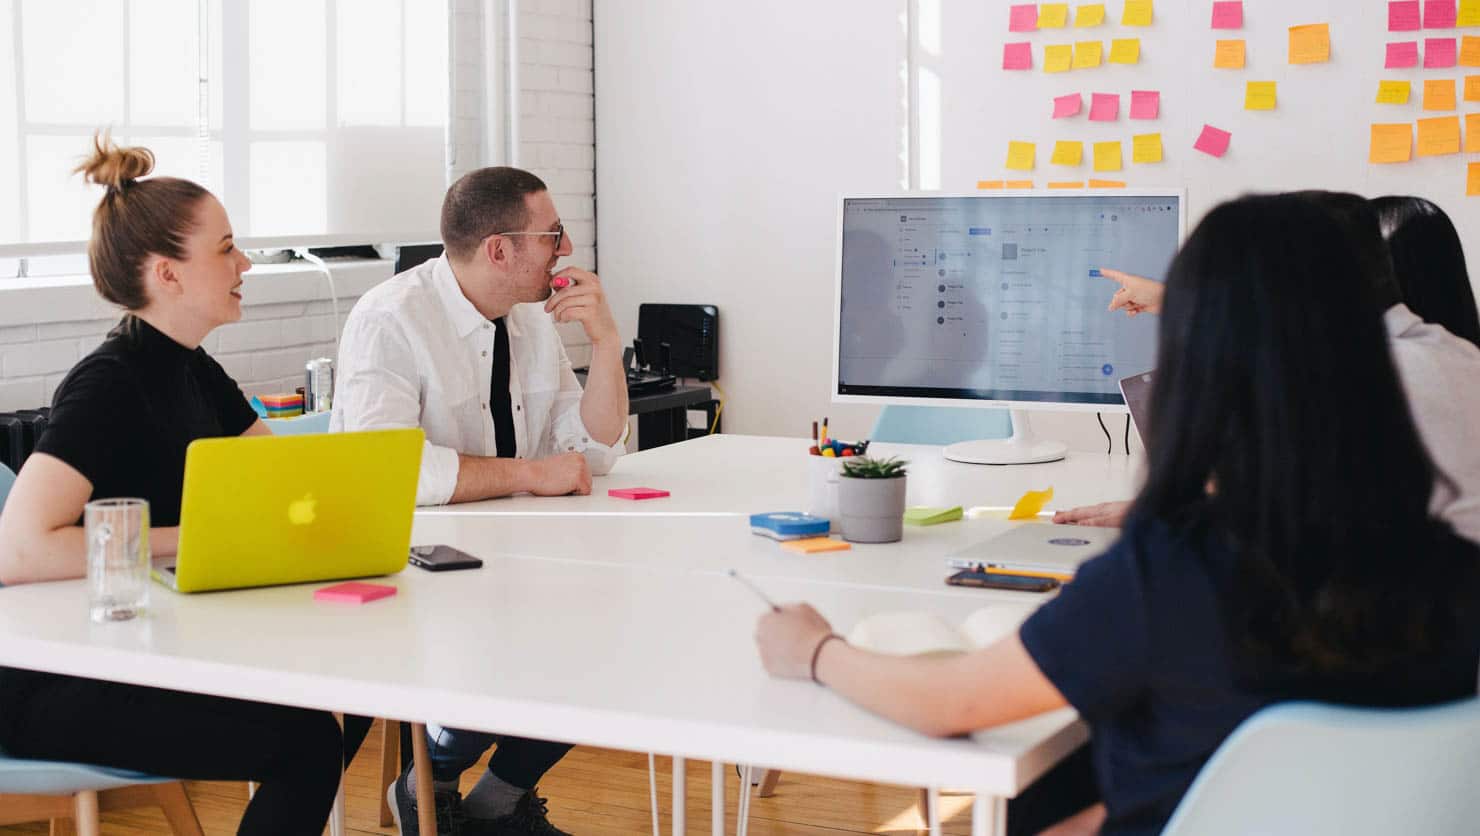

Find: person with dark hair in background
<box><xmin>1372</xmin><ymin>195</ymin><xmax>1480</xmax><ymax>350</ymax></box>
<box><xmin>753</xmin><ymin>194</ymin><xmax>1480</xmax><ymax>836</ymax></box>
<box><xmin>0</xmin><ymin>134</ymin><xmax>344</xmax><ymax>836</ymax></box>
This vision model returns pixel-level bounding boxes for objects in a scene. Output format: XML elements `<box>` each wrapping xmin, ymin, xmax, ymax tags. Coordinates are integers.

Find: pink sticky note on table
<box><xmin>1194</xmin><ymin>124</ymin><xmax>1232</xmax><ymax>157</ymax></box>
<box><xmin>1426</xmin><ymin>0</ymin><xmax>1458</xmax><ymax>27</ymax></box>
<box><xmin>1130</xmin><ymin>90</ymin><xmax>1160</xmax><ymax>119</ymax></box>
<box><xmin>1052</xmin><ymin>93</ymin><xmax>1083</xmax><ymax>118</ymax></box>
<box><xmin>314</xmin><ymin>582</ymin><xmax>397</xmax><ymax>604</ymax></box>
<box><xmin>1211</xmin><ymin>1</ymin><xmax>1243</xmax><ymax>29</ymax></box>
<box><xmin>1010</xmin><ymin>4</ymin><xmax>1039</xmax><ymax>32</ymax></box>
<box><xmin>1426</xmin><ymin>37</ymin><xmax>1458</xmax><ymax>66</ymax></box>
<box><xmin>1003</xmin><ymin>41</ymin><xmax>1033</xmax><ymax>70</ymax></box>
<box><xmin>1387</xmin><ymin>41</ymin><xmax>1421</xmax><ymax>67</ymax></box>
<box><xmin>609</xmin><ymin>487</ymin><xmax>670</xmax><ymax>500</ymax></box>
<box><xmin>1390</xmin><ymin>0</ymin><xmax>1422</xmax><ymax>30</ymax></box>
<box><xmin>1089</xmin><ymin>93</ymin><xmax>1120</xmax><ymax>121</ymax></box>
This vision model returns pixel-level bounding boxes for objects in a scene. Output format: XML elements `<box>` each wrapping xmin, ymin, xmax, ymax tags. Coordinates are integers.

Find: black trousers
<box><xmin>0</xmin><ymin>672</ymin><xmax>343</xmax><ymax>836</ymax></box>
<box><xmin>1006</xmin><ymin>742</ymin><xmax>1100</xmax><ymax>836</ymax></box>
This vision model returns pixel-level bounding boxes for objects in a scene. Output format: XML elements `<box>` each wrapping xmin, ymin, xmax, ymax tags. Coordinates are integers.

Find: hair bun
<box><xmin>75</xmin><ymin>131</ymin><xmax>155</xmax><ymax>191</ymax></box>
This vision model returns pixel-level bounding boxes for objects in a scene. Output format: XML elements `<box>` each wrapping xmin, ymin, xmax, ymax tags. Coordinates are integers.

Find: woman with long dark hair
<box><xmin>753</xmin><ymin>194</ymin><xmax>1480</xmax><ymax>836</ymax></box>
<box><xmin>1372</xmin><ymin>195</ymin><xmax>1480</xmax><ymax>349</ymax></box>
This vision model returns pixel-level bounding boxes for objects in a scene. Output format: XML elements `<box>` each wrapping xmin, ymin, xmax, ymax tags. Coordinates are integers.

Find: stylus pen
<box><xmin>728</xmin><ymin>569</ymin><xmax>781</xmax><ymax>612</ymax></box>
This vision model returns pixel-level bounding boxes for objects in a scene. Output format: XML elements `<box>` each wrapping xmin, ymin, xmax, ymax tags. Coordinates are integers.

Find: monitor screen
<box><xmin>834</xmin><ymin>192</ymin><xmax>1181</xmax><ymax>408</ymax></box>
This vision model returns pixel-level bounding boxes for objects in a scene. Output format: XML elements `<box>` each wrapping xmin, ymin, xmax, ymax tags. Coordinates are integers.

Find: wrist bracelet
<box><xmin>810</xmin><ymin>633</ymin><xmax>844</xmax><ymax>684</ymax></box>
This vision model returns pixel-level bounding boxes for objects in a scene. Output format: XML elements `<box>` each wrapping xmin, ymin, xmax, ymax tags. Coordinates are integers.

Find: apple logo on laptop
<box><xmin>288</xmin><ymin>494</ymin><xmax>318</xmax><ymax>526</ymax></box>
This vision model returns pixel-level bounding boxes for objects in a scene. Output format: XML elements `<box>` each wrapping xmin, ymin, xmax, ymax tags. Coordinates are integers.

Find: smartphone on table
<box><xmin>946</xmin><ymin>568</ymin><xmax>1059</xmax><ymax>593</ymax></box>
<box><xmin>409</xmin><ymin>545</ymin><xmax>484</xmax><ymax>572</ymax></box>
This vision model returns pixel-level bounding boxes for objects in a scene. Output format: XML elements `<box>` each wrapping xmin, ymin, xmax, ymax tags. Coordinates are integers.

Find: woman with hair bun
<box><xmin>0</xmin><ymin>133</ymin><xmax>344</xmax><ymax>835</ymax></box>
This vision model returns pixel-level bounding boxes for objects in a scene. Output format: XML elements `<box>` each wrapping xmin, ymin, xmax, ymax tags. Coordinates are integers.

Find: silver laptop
<box><xmin>947</xmin><ymin>523</ymin><xmax>1121</xmax><ymax>579</ymax></box>
<box><xmin>1118</xmin><ymin>370</ymin><xmax>1155</xmax><ymax>449</ymax></box>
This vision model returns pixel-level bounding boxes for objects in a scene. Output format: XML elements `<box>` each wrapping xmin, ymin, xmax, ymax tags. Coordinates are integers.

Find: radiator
<box><xmin>0</xmin><ymin>409</ymin><xmax>50</xmax><ymax>473</ymax></box>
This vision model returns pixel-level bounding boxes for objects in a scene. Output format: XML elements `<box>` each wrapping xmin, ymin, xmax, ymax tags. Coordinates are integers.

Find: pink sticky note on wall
<box><xmin>1426</xmin><ymin>0</ymin><xmax>1458</xmax><ymax>27</ymax></box>
<box><xmin>1089</xmin><ymin>93</ymin><xmax>1120</xmax><ymax>121</ymax></box>
<box><xmin>1010</xmin><ymin>4</ymin><xmax>1039</xmax><ymax>31</ymax></box>
<box><xmin>1426</xmin><ymin>37</ymin><xmax>1458</xmax><ymax>67</ymax></box>
<box><xmin>1390</xmin><ymin>0</ymin><xmax>1422</xmax><ymax>30</ymax></box>
<box><xmin>1387</xmin><ymin>41</ymin><xmax>1421</xmax><ymax>67</ymax></box>
<box><xmin>314</xmin><ymin>582</ymin><xmax>397</xmax><ymax>604</ymax></box>
<box><xmin>1130</xmin><ymin>90</ymin><xmax>1161</xmax><ymax>119</ymax></box>
<box><xmin>1211</xmin><ymin>1</ymin><xmax>1243</xmax><ymax>29</ymax></box>
<box><xmin>609</xmin><ymin>487</ymin><xmax>670</xmax><ymax>500</ymax></box>
<box><xmin>1052</xmin><ymin>93</ymin><xmax>1083</xmax><ymax>117</ymax></box>
<box><xmin>1194</xmin><ymin>124</ymin><xmax>1232</xmax><ymax>157</ymax></box>
<box><xmin>1003</xmin><ymin>41</ymin><xmax>1033</xmax><ymax>69</ymax></box>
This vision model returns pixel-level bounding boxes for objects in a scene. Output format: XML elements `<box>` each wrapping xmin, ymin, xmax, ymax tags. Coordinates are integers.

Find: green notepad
<box><xmin>903</xmin><ymin>506</ymin><xmax>964</xmax><ymax>526</ymax></box>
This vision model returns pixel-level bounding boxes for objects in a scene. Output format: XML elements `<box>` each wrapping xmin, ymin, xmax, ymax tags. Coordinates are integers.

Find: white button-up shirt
<box><xmin>331</xmin><ymin>255</ymin><xmax>623</xmax><ymax>505</ymax></box>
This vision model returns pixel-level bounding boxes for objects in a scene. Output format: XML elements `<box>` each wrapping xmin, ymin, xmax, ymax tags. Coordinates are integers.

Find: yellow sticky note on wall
<box><xmin>1424</xmin><ymin>79</ymin><xmax>1458</xmax><ymax>111</ymax></box>
<box><xmin>1462</xmin><ymin>0</ymin><xmax>1480</xmax><ymax>26</ymax></box>
<box><xmin>1045</xmin><ymin>44</ymin><xmax>1074</xmax><ymax>72</ymax></box>
<box><xmin>1214</xmin><ymin>39</ymin><xmax>1246</xmax><ymax>69</ymax></box>
<box><xmin>1009</xmin><ymin>487</ymin><xmax>1055</xmax><ymax>520</ymax></box>
<box><xmin>1467</xmin><ymin>75</ymin><xmax>1480</xmax><ymax>102</ymax></box>
<box><xmin>1132</xmin><ymin>133</ymin><xmax>1164</xmax><ymax>163</ymax></box>
<box><xmin>1074</xmin><ymin>40</ymin><xmax>1104</xmax><ymax>68</ymax></box>
<box><xmin>1288</xmin><ymin>23</ymin><xmax>1330</xmax><ymax>65</ymax></box>
<box><xmin>1006</xmin><ymin>141</ymin><xmax>1037</xmax><ymax>171</ymax></box>
<box><xmin>1244</xmin><ymin>81</ymin><xmax>1278</xmax><ymax>110</ymax></box>
<box><xmin>1370</xmin><ymin>123</ymin><xmax>1413</xmax><ymax>163</ymax></box>
<box><xmin>1039</xmin><ymin>3</ymin><xmax>1070</xmax><ymax>27</ymax></box>
<box><xmin>1467</xmin><ymin>114</ymin><xmax>1480</xmax><ymax>152</ymax></box>
<box><xmin>1051</xmin><ymin>140</ymin><xmax>1085</xmax><ymax>166</ymax></box>
<box><xmin>1376</xmin><ymin>80</ymin><xmax>1412</xmax><ymax>104</ymax></box>
<box><xmin>1121</xmin><ymin>0</ymin><xmax>1153</xmax><ymax>26</ymax></box>
<box><xmin>1417</xmin><ymin>116</ymin><xmax>1462</xmax><ymax>156</ymax></box>
<box><xmin>1075</xmin><ymin>3</ymin><xmax>1106</xmax><ymax>27</ymax></box>
<box><xmin>1469</xmin><ymin>163</ymin><xmax>1480</xmax><ymax>197</ymax></box>
<box><xmin>1093</xmin><ymin>141</ymin><xmax>1123</xmax><ymax>171</ymax></box>
<box><xmin>1109</xmin><ymin>38</ymin><xmax>1141</xmax><ymax>64</ymax></box>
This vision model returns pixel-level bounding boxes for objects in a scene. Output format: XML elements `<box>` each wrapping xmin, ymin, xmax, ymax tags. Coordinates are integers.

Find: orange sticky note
<box><xmin>977</xmin><ymin>180</ymin><xmax>1006</xmax><ymax>189</ymax></box>
<box><xmin>1006</xmin><ymin>180</ymin><xmax>1035</xmax><ymax>189</ymax></box>
<box><xmin>780</xmin><ymin>537</ymin><xmax>852</xmax><ymax>554</ymax></box>
<box><xmin>1009</xmin><ymin>487</ymin><xmax>1055</xmax><ymax>520</ymax></box>
<box><xmin>1467</xmin><ymin>114</ymin><xmax>1480</xmax><ymax>151</ymax></box>
<box><xmin>1109</xmin><ymin>38</ymin><xmax>1141</xmax><ymax>64</ymax></box>
<box><xmin>1417</xmin><ymin>115</ymin><xmax>1462</xmax><ymax>156</ymax></box>
<box><xmin>1007</xmin><ymin>141</ymin><xmax>1037</xmax><ymax>170</ymax></box>
<box><xmin>1048</xmin><ymin>181</ymin><xmax>1086</xmax><ymax>189</ymax></box>
<box><xmin>1424</xmin><ymin>78</ymin><xmax>1458</xmax><ymax>110</ymax></box>
<box><xmin>1074</xmin><ymin>40</ymin><xmax>1104</xmax><ymax>68</ymax></box>
<box><xmin>1051</xmin><ymin>140</ymin><xmax>1085</xmax><ymax>166</ymax></box>
<box><xmin>1469</xmin><ymin>163</ymin><xmax>1480</xmax><ymax>196</ymax></box>
<box><xmin>1214</xmin><ymin>39</ymin><xmax>1246</xmax><ymax>68</ymax></box>
<box><xmin>1289</xmin><ymin>23</ymin><xmax>1331</xmax><ymax>64</ymax></box>
<box><xmin>1467</xmin><ymin>75</ymin><xmax>1480</xmax><ymax>101</ymax></box>
<box><xmin>1376</xmin><ymin>80</ymin><xmax>1412</xmax><ymax>104</ymax></box>
<box><xmin>1074</xmin><ymin>3</ymin><xmax>1106</xmax><ymax>27</ymax></box>
<box><xmin>1370</xmin><ymin>123</ymin><xmax>1413</xmax><ymax>162</ymax></box>
<box><xmin>1093</xmin><ymin>140</ymin><xmax>1123</xmax><ymax>172</ymax></box>
<box><xmin>1039</xmin><ymin>3</ymin><xmax>1070</xmax><ymax>27</ymax></box>
<box><xmin>1462</xmin><ymin>36</ymin><xmax>1480</xmax><ymax>66</ymax></box>
<box><xmin>1132</xmin><ymin>132</ymin><xmax>1163</xmax><ymax>163</ymax></box>
<box><xmin>1088</xmin><ymin>179</ymin><xmax>1127</xmax><ymax>188</ymax></box>
<box><xmin>1121</xmin><ymin>0</ymin><xmax>1153</xmax><ymax>26</ymax></box>
<box><xmin>1244</xmin><ymin>81</ymin><xmax>1277</xmax><ymax>110</ymax></box>
<box><xmin>1045</xmin><ymin>44</ymin><xmax>1075</xmax><ymax>72</ymax></box>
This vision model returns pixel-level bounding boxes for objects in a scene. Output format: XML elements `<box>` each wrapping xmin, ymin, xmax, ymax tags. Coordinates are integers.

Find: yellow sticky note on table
<box><xmin>1462</xmin><ymin>36</ymin><xmax>1480</xmax><ymax>67</ymax></box>
<box><xmin>1009</xmin><ymin>487</ymin><xmax>1055</xmax><ymax>520</ymax></box>
<box><xmin>1132</xmin><ymin>132</ymin><xmax>1163</xmax><ymax>163</ymax></box>
<box><xmin>1462</xmin><ymin>0</ymin><xmax>1480</xmax><ymax>25</ymax></box>
<box><xmin>1289</xmin><ymin>23</ymin><xmax>1330</xmax><ymax>65</ymax></box>
<box><xmin>1088</xmin><ymin>179</ymin><xmax>1126</xmax><ymax>188</ymax></box>
<box><xmin>1073</xmin><ymin>40</ymin><xmax>1104</xmax><ymax>68</ymax></box>
<box><xmin>1051</xmin><ymin>140</ymin><xmax>1085</xmax><ymax>166</ymax></box>
<box><xmin>1417</xmin><ymin>115</ymin><xmax>1462</xmax><ymax>156</ymax></box>
<box><xmin>1467</xmin><ymin>114</ymin><xmax>1480</xmax><ymax>152</ymax></box>
<box><xmin>1045</xmin><ymin>44</ymin><xmax>1074</xmax><ymax>72</ymax></box>
<box><xmin>1109</xmin><ymin>38</ymin><xmax>1141</xmax><ymax>64</ymax></box>
<box><xmin>977</xmin><ymin>180</ymin><xmax>1006</xmax><ymax>190</ymax></box>
<box><xmin>1048</xmin><ymin>181</ymin><xmax>1086</xmax><ymax>189</ymax></box>
<box><xmin>1424</xmin><ymin>79</ymin><xmax>1458</xmax><ymax>111</ymax></box>
<box><xmin>1469</xmin><ymin>163</ymin><xmax>1480</xmax><ymax>197</ymax></box>
<box><xmin>1093</xmin><ymin>140</ymin><xmax>1123</xmax><ymax>172</ymax></box>
<box><xmin>1370</xmin><ymin>123</ymin><xmax>1413</xmax><ymax>163</ymax></box>
<box><xmin>1244</xmin><ymin>81</ymin><xmax>1277</xmax><ymax>110</ymax></box>
<box><xmin>1467</xmin><ymin>75</ymin><xmax>1480</xmax><ymax>101</ymax></box>
<box><xmin>781</xmin><ymin>537</ymin><xmax>851</xmax><ymax>555</ymax></box>
<box><xmin>1121</xmin><ymin>0</ymin><xmax>1153</xmax><ymax>26</ymax></box>
<box><xmin>1039</xmin><ymin>3</ymin><xmax>1070</xmax><ymax>27</ymax></box>
<box><xmin>1376</xmin><ymin>80</ymin><xmax>1412</xmax><ymax>104</ymax></box>
<box><xmin>1214</xmin><ymin>39</ymin><xmax>1246</xmax><ymax>68</ymax></box>
<box><xmin>1074</xmin><ymin>3</ymin><xmax>1106</xmax><ymax>27</ymax></box>
<box><xmin>1007</xmin><ymin>141</ymin><xmax>1037</xmax><ymax>171</ymax></box>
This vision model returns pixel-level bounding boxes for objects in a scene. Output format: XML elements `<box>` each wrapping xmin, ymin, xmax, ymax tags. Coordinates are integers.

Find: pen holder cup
<box><xmin>837</xmin><ymin>474</ymin><xmax>908</xmax><ymax>544</ymax></box>
<box><xmin>806</xmin><ymin>455</ymin><xmax>845</xmax><ymax>530</ymax></box>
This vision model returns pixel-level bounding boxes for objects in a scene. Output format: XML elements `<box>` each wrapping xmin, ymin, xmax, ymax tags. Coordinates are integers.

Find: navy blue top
<box><xmin>1019</xmin><ymin>515</ymin><xmax>1480</xmax><ymax>836</ymax></box>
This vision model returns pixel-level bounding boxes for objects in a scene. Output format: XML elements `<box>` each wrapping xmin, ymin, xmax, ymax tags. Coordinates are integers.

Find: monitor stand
<box><xmin>943</xmin><ymin>410</ymin><xmax>1067</xmax><ymax>465</ymax></box>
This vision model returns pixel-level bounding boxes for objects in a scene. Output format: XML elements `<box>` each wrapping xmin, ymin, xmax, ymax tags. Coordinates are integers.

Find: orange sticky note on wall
<box><xmin>1417</xmin><ymin>115</ymin><xmax>1462</xmax><ymax>156</ymax></box>
<box><xmin>1467</xmin><ymin>114</ymin><xmax>1480</xmax><ymax>152</ymax></box>
<box><xmin>1007</xmin><ymin>141</ymin><xmax>1037</xmax><ymax>170</ymax></box>
<box><xmin>1048</xmin><ymin>181</ymin><xmax>1086</xmax><ymax>189</ymax></box>
<box><xmin>1469</xmin><ymin>163</ymin><xmax>1480</xmax><ymax>196</ymax></box>
<box><xmin>1466</xmin><ymin>75</ymin><xmax>1480</xmax><ymax>101</ymax></box>
<box><xmin>1461</xmin><ymin>36</ymin><xmax>1480</xmax><ymax>67</ymax></box>
<box><xmin>1074</xmin><ymin>40</ymin><xmax>1104</xmax><ymax>68</ymax></box>
<box><xmin>1045</xmin><ymin>44</ymin><xmax>1075</xmax><ymax>72</ymax></box>
<box><xmin>1051</xmin><ymin>140</ymin><xmax>1085</xmax><ymax>166</ymax></box>
<box><xmin>1289</xmin><ymin>23</ymin><xmax>1331</xmax><ymax>64</ymax></box>
<box><xmin>1006</xmin><ymin>180</ymin><xmax>1036</xmax><ymax>189</ymax></box>
<box><xmin>1009</xmin><ymin>487</ymin><xmax>1055</xmax><ymax>520</ymax></box>
<box><xmin>1132</xmin><ymin>132</ymin><xmax>1164</xmax><ymax>163</ymax></box>
<box><xmin>977</xmin><ymin>180</ymin><xmax>1006</xmax><ymax>189</ymax></box>
<box><xmin>1093</xmin><ymin>140</ymin><xmax>1123</xmax><ymax>171</ymax></box>
<box><xmin>1370</xmin><ymin>123</ymin><xmax>1413</xmax><ymax>163</ymax></box>
<box><xmin>1424</xmin><ymin>78</ymin><xmax>1458</xmax><ymax>110</ymax></box>
<box><xmin>1089</xmin><ymin>179</ymin><xmax>1127</xmax><ymax>188</ymax></box>
<box><xmin>1214</xmin><ymin>39</ymin><xmax>1246</xmax><ymax>68</ymax></box>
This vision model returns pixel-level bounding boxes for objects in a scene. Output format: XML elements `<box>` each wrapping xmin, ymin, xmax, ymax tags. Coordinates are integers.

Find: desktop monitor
<box><xmin>832</xmin><ymin>190</ymin><xmax>1185</xmax><ymax>464</ymax></box>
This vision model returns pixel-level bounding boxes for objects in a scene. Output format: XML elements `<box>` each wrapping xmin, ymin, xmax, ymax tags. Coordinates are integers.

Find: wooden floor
<box><xmin>0</xmin><ymin>719</ymin><xmax>981</xmax><ymax>835</ymax></box>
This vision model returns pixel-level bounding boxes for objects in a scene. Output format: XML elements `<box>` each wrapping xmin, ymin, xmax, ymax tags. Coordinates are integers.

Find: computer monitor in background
<box><xmin>832</xmin><ymin>190</ymin><xmax>1185</xmax><ymax>465</ymax></box>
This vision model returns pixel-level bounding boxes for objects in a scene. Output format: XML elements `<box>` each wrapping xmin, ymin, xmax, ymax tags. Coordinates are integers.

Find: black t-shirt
<box><xmin>35</xmin><ymin>315</ymin><xmax>258</xmax><ymax>526</ymax></box>
<box><xmin>1019</xmin><ymin>515</ymin><xmax>1480</xmax><ymax>836</ymax></box>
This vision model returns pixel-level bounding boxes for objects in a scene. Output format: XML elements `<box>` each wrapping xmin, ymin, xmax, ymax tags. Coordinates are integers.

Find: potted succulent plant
<box><xmin>836</xmin><ymin>456</ymin><xmax>909</xmax><ymax>543</ymax></box>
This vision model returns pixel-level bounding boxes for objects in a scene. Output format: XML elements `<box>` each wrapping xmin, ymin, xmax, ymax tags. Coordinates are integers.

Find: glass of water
<box><xmin>85</xmin><ymin>498</ymin><xmax>150</xmax><ymax>622</ymax></box>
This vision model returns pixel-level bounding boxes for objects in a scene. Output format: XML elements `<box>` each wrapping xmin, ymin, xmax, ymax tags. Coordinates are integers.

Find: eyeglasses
<box><xmin>494</xmin><ymin>222</ymin><xmax>565</xmax><ymax>251</ymax></box>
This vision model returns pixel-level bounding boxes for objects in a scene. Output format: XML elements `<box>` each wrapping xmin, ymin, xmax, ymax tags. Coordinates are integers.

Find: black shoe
<box><xmin>388</xmin><ymin>764</ymin><xmax>465</xmax><ymax>836</ymax></box>
<box><xmin>464</xmin><ymin>788</ymin><xmax>571</xmax><ymax>836</ymax></box>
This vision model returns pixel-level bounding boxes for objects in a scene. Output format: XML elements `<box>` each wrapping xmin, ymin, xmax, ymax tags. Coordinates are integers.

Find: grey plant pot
<box><xmin>837</xmin><ymin>474</ymin><xmax>907</xmax><ymax>543</ymax></box>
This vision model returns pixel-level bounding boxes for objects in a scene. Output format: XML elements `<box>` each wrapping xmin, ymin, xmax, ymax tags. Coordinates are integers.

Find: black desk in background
<box><xmin>574</xmin><ymin>372</ymin><xmax>718</xmax><ymax>451</ymax></box>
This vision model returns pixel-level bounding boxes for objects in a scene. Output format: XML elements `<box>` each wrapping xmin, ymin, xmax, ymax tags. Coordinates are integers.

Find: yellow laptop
<box><xmin>153</xmin><ymin>428</ymin><xmax>424</xmax><ymax>593</ymax></box>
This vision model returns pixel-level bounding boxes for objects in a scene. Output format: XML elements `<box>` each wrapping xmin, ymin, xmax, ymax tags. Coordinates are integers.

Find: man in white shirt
<box><xmin>334</xmin><ymin>166</ymin><xmax>627</xmax><ymax>835</ymax></box>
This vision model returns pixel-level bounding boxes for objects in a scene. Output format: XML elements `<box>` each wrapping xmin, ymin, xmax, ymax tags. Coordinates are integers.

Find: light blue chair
<box><xmin>0</xmin><ymin>753</ymin><xmax>202</xmax><ymax>834</ymax></box>
<box><xmin>869</xmin><ymin>405</ymin><xmax>1011</xmax><ymax>445</ymax></box>
<box><xmin>1162</xmin><ymin>698</ymin><xmax>1480</xmax><ymax>836</ymax></box>
<box><xmin>264</xmin><ymin>411</ymin><xmax>332</xmax><ymax>435</ymax></box>
<box><xmin>0</xmin><ymin>462</ymin><xmax>14</xmax><ymax>514</ymax></box>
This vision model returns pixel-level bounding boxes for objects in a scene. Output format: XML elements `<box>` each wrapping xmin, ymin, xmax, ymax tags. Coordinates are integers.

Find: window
<box><xmin>0</xmin><ymin>0</ymin><xmax>449</xmax><ymax>275</ymax></box>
